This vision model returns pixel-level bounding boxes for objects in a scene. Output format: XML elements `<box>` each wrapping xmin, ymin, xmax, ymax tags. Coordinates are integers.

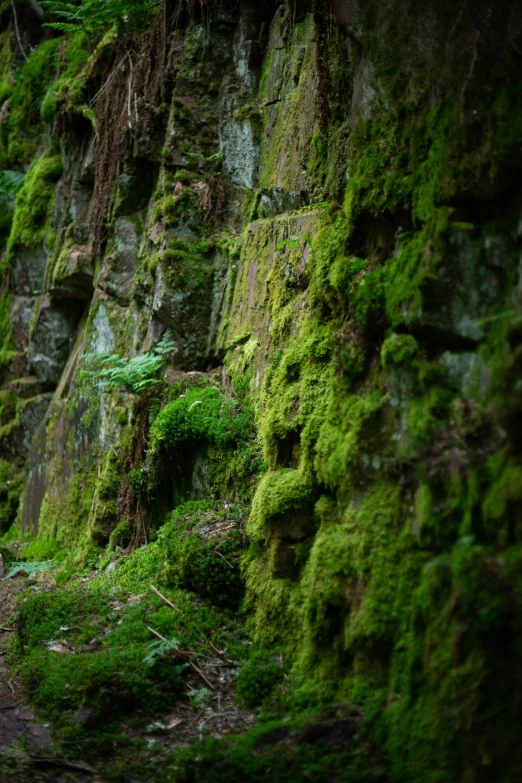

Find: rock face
<box><xmin>1</xmin><ymin>1</ymin><xmax>522</xmax><ymax>780</ymax></box>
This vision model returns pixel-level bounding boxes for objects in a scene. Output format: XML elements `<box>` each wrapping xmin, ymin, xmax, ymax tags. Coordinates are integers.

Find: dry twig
<box><xmin>30</xmin><ymin>757</ymin><xmax>96</xmax><ymax>774</ymax></box>
<box><xmin>146</xmin><ymin>626</ymin><xmax>215</xmax><ymax>691</ymax></box>
<box><xmin>149</xmin><ymin>584</ymin><xmax>225</xmax><ymax>659</ymax></box>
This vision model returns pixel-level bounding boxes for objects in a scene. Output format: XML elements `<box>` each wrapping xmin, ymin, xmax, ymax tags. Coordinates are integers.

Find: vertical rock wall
<box><xmin>1</xmin><ymin>1</ymin><xmax>522</xmax><ymax>779</ymax></box>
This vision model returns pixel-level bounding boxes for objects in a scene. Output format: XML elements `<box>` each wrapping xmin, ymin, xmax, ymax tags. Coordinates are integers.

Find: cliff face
<box><xmin>1</xmin><ymin>0</ymin><xmax>522</xmax><ymax>779</ymax></box>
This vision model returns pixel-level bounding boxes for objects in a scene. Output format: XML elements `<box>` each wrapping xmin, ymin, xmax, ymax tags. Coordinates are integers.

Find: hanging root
<box><xmin>89</xmin><ymin>9</ymin><xmax>167</xmax><ymax>258</ymax></box>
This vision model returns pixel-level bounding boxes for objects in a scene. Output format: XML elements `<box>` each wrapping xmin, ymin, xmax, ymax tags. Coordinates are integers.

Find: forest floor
<box><xmin>0</xmin><ymin>548</ymin><xmax>254</xmax><ymax>781</ymax></box>
<box><xmin>0</xmin><ymin>542</ymin><xmax>384</xmax><ymax>783</ymax></box>
<box><xmin>0</xmin><ymin>569</ymin><xmax>94</xmax><ymax>782</ymax></box>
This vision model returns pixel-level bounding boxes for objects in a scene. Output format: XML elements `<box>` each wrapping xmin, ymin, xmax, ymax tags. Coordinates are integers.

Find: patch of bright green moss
<box><xmin>7</xmin><ymin>150</ymin><xmax>63</xmax><ymax>255</ymax></box>
<box><xmin>149</xmin><ymin>386</ymin><xmax>255</xmax><ymax>453</ymax></box>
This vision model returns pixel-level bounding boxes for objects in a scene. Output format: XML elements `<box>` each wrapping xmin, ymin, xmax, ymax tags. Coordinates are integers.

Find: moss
<box><xmin>158</xmin><ymin>500</ymin><xmax>247</xmax><ymax>608</ymax></box>
<box><xmin>381</xmin><ymin>333</ymin><xmax>419</xmax><ymax>369</ymax></box>
<box><xmin>0</xmin><ymin>37</ymin><xmax>62</xmax><ymax>168</ymax></box>
<box><xmin>108</xmin><ymin>518</ymin><xmax>131</xmax><ymax>551</ymax></box>
<box><xmin>0</xmin><ymin>288</ymin><xmax>16</xmax><ymax>369</ymax></box>
<box><xmin>37</xmin><ymin>461</ymin><xmax>98</xmax><ymax>551</ymax></box>
<box><xmin>40</xmin><ymin>32</ymin><xmax>91</xmax><ymax>124</ymax></box>
<box><xmin>7</xmin><ymin>150</ymin><xmax>63</xmax><ymax>255</ymax></box>
<box><xmin>162</xmin><ymin>238</ymin><xmax>213</xmax><ymax>288</ymax></box>
<box><xmin>168</xmin><ymin>709</ymin><xmax>384</xmax><ymax>783</ymax></box>
<box><xmin>236</xmin><ymin>649</ymin><xmax>285</xmax><ymax>708</ymax></box>
<box><xmin>16</xmin><ymin>587</ymin><xmax>186</xmax><ymax>728</ymax></box>
<box><xmin>16</xmin><ymin>535</ymin><xmax>61</xmax><ymax>562</ymax></box>
<box><xmin>384</xmin><ymin>540</ymin><xmax>522</xmax><ymax>783</ymax></box>
<box><xmin>248</xmin><ymin>469</ymin><xmax>316</xmax><ymax>541</ymax></box>
<box><xmin>149</xmin><ymin>386</ymin><xmax>256</xmax><ymax>453</ymax></box>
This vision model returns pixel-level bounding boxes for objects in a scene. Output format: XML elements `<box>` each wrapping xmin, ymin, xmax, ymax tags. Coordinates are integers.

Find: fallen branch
<box><xmin>29</xmin><ymin>757</ymin><xmax>96</xmax><ymax>774</ymax></box>
<box><xmin>0</xmin><ymin>626</ymin><xmax>16</xmax><ymax>632</ymax></box>
<box><xmin>215</xmin><ymin>550</ymin><xmax>234</xmax><ymax>570</ymax></box>
<box><xmin>188</xmin><ymin>660</ymin><xmax>215</xmax><ymax>691</ymax></box>
<box><xmin>199</xmin><ymin>711</ymin><xmax>244</xmax><ymax>729</ymax></box>
<box><xmin>187</xmin><ymin>708</ymin><xmax>206</xmax><ymax>730</ymax></box>
<box><xmin>149</xmin><ymin>584</ymin><xmax>182</xmax><ymax>613</ymax></box>
<box><xmin>147</xmin><ymin>625</ymin><xmax>168</xmax><ymax>642</ymax></box>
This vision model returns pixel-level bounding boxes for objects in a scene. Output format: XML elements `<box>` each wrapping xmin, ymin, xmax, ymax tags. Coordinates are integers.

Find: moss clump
<box><xmin>236</xmin><ymin>649</ymin><xmax>284</xmax><ymax>708</ymax></box>
<box><xmin>248</xmin><ymin>469</ymin><xmax>316</xmax><ymax>540</ymax></box>
<box><xmin>158</xmin><ymin>500</ymin><xmax>247</xmax><ymax>608</ymax></box>
<box><xmin>168</xmin><ymin>710</ymin><xmax>384</xmax><ymax>783</ymax></box>
<box><xmin>384</xmin><ymin>540</ymin><xmax>522</xmax><ymax>783</ymax></box>
<box><xmin>149</xmin><ymin>386</ymin><xmax>255</xmax><ymax>452</ymax></box>
<box><xmin>17</xmin><ymin>587</ymin><xmax>185</xmax><ymax>729</ymax></box>
<box><xmin>108</xmin><ymin>518</ymin><xmax>131</xmax><ymax>551</ymax></box>
<box><xmin>40</xmin><ymin>32</ymin><xmax>92</xmax><ymax>123</ymax></box>
<box><xmin>7</xmin><ymin>150</ymin><xmax>63</xmax><ymax>255</ymax></box>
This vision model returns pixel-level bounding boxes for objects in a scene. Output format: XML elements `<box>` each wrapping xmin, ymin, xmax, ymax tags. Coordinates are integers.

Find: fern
<box><xmin>143</xmin><ymin>636</ymin><xmax>182</xmax><ymax>667</ymax></box>
<box><xmin>5</xmin><ymin>560</ymin><xmax>56</xmax><ymax>579</ymax></box>
<box><xmin>40</xmin><ymin>0</ymin><xmax>157</xmax><ymax>35</ymax></box>
<box><xmin>0</xmin><ymin>170</ymin><xmax>25</xmax><ymax>212</ymax></box>
<box><xmin>276</xmin><ymin>236</ymin><xmax>301</xmax><ymax>250</ymax></box>
<box><xmin>80</xmin><ymin>330</ymin><xmax>176</xmax><ymax>393</ymax></box>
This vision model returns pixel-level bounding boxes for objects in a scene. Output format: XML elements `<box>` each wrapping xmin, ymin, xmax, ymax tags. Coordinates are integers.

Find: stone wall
<box><xmin>1</xmin><ymin>1</ymin><xmax>522</xmax><ymax>778</ymax></box>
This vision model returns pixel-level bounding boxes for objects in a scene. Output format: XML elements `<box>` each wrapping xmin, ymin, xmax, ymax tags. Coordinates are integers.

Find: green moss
<box><xmin>0</xmin><ymin>38</ymin><xmax>63</xmax><ymax>168</ymax></box>
<box><xmin>0</xmin><ymin>280</ymin><xmax>14</xmax><ymax>365</ymax></box>
<box><xmin>108</xmin><ymin>518</ymin><xmax>131</xmax><ymax>551</ymax></box>
<box><xmin>162</xmin><ymin>238</ymin><xmax>213</xmax><ymax>288</ymax></box>
<box><xmin>40</xmin><ymin>32</ymin><xmax>91</xmax><ymax>124</ymax></box>
<box><xmin>17</xmin><ymin>535</ymin><xmax>61</xmax><ymax>561</ymax></box>
<box><xmin>149</xmin><ymin>386</ymin><xmax>255</xmax><ymax>453</ymax></box>
<box><xmin>381</xmin><ymin>333</ymin><xmax>419</xmax><ymax>369</ymax></box>
<box><xmin>248</xmin><ymin>469</ymin><xmax>315</xmax><ymax>541</ymax></box>
<box><xmin>384</xmin><ymin>540</ymin><xmax>522</xmax><ymax>782</ymax></box>
<box><xmin>16</xmin><ymin>587</ymin><xmax>185</xmax><ymax>728</ymax></box>
<box><xmin>168</xmin><ymin>709</ymin><xmax>384</xmax><ymax>783</ymax></box>
<box><xmin>7</xmin><ymin>150</ymin><xmax>63</xmax><ymax>255</ymax></box>
<box><xmin>158</xmin><ymin>500</ymin><xmax>247</xmax><ymax>608</ymax></box>
<box><xmin>236</xmin><ymin>649</ymin><xmax>284</xmax><ymax>708</ymax></box>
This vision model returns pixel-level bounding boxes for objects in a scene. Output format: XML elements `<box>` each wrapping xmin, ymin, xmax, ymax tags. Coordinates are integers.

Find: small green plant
<box><xmin>143</xmin><ymin>637</ymin><xmax>182</xmax><ymax>667</ymax></box>
<box><xmin>184</xmin><ymin>150</ymin><xmax>224</xmax><ymax>163</ymax></box>
<box><xmin>276</xmin><ymin>236</ymin><xmax>301</xmax><ymax>250</ymax></box>
<box><xmin>80</xmin><ymin>330</ymin><xmax>176</xmax><ymax>393</ymax></box>
<box><xmin>0</xmin><ymin>171</ymin><xmax>25</xmax><ymax>213</ymax></box>
<box><xmin>5</xmin><ymin>559</ymin><xmax>56</xmax><ymax>579</ymax></box>
<box><xmin>40</xmin><ymin>0</ymin><xmax>156</xmax><ymax>35</ymax></box>
<box><xmin>188</xmin><ymin>687</ymin><xmax>213</xmax><ymax>708</ymax></box>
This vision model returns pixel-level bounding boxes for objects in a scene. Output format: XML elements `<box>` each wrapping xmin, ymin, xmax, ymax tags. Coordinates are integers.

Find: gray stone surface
<box><xmin>19</xmin><ymin>393</ymin><xmax>54</xmax><ymax>454</ymax></box>
<box><xmin>11</xmin><ymin>245</ymin><xmax>48</xmax><ymax>296</ymax></box>
<box><xmin>220</xmin><ymin>95</ymin><xmax>260</xmax><ymax>190</ymax></box>
<box><xmin>98</xmin><ymin>215</ymin><xmax>144</xmax><ymax>305</ymax></box>
<box><xmin>28</xmin><ymin>296</ymin><xmax>83</xmax><ymax>384</ymax></box>
<box><xmin>11</xmin><ymin>296</ymin><xmax>37</xmax><ymax>350</ymax></box>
